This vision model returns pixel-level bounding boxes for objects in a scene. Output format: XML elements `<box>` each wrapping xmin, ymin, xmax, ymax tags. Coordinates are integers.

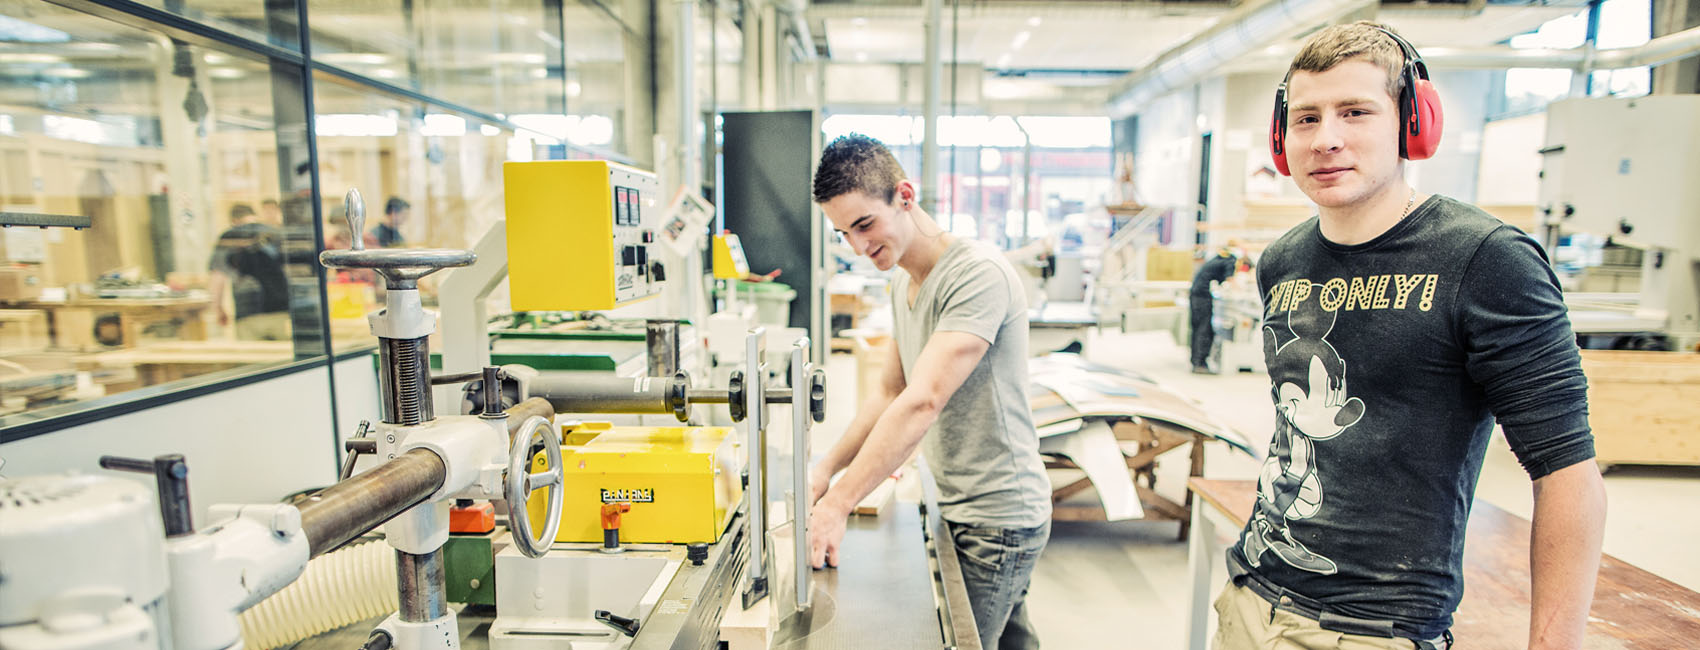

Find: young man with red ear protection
<box><xmin>1214</xmin><ymin>21</ymin><xmax>1606</xmax><ymax>650</ymax></box>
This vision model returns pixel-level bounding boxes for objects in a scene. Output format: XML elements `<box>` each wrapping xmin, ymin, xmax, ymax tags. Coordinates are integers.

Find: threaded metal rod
<box><xmin>379</xmin><ymin>336</ymin><xmax>433</xmax><ymax>425</ymax></box>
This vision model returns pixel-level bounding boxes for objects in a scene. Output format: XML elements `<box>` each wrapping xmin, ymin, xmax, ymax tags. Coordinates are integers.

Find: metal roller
<box><xmin>503</xmin><ymin>397</ymin><xmax>557</xmax><ymax>439</ymax></box>
<box><xmin>529</xmin><ymin>372</ymin><xmax>821</xmax><ymax>424</ymax></box>
<box><xmin>296</xmin><ymin>449</ymin><xmax>446</xmax><ymax>559</ymax></box>
<box><xmin>530</xmin><ymin>373</ymin><xmax>692</xmax><ymax>422</ymax></box>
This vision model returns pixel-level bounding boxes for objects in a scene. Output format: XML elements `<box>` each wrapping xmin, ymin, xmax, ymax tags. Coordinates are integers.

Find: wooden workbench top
<box><xmin>1188</xmin><ymin>478</ymin><xmax>1700</xmax><ymax>649</ymax></box>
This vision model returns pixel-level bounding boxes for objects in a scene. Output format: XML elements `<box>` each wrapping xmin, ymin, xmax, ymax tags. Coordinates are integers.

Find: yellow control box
<box><xmin>528</xmin><ymin>422</ymin><xmax>742</xmax><ymax>545</ymax></box>
<box><xmin>711</xmin><ymin>233</ymin><xmax>750</xmax><ymax>280</ymax></box>
<box><xmin>503</xmin><ymin>160</ymin><xmax>661</xmax><ymax>310</ymax></box>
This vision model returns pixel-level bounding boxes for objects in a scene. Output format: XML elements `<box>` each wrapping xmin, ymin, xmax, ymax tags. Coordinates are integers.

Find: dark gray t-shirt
<box><xmin>1228</xmin><ymin>195</ymin><xmax>1594</xmax><ymax>639</ymax></box>
<box><xmin>893</xmin><ymin>238</ymin><xmax>1051</xmax><ymax>529</ymax></box>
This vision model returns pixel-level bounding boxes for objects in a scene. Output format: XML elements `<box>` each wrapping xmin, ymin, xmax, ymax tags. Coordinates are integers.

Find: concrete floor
<box><xmin>818</xmin><ymin>327</ymin><xmax>1700</xmax><ymax>648</ymax></box>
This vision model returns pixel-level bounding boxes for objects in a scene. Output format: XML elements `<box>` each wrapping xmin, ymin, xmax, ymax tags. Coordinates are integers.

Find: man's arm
<box><xmin>208</xmin><ymin>270</ymin><xmax>230</xmax><ymax>325</ymax></box>
<box><xmin>808</xmin><ymin>330</ymin><xmax>990</xmax><ymax>567</ymax></box>
<box><xmin>1456</xmin><ymin>227</ymin><xmax>1601</xmax><ymax>647</ymax></box>
<box><xmin>1528</xmin><ymin>461</ymin><xmax>1606</xmax><ymax>650</ymax></box>
<box><xmin>809</xmin><ymin>340</ymin><xmax>907</xmax><ymax>503</ymax></box>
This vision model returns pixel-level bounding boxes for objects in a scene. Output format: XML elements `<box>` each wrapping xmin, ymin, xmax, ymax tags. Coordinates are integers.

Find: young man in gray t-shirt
<box><xmin>807</xmin><ymin>134</ymin><xmax>1052</xmax><ymax>649</ymax></box>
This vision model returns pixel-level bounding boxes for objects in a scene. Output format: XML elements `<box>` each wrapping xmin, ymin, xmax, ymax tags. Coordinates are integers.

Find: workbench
<box><xmin>726</xmin><ymin>461</ymin><xmax>978</xmax><ymax>650</ymax></box>
<box><xmin>74</xmin><ymin>340</ymin><xmax>365</xmax><ymax>392</ymax></box>
<box><xmin>22</xmin><ymin>296</ymin><xmax>212</xmax><ymax>350</ymax></box>
<box><xmin>1183</xmin><ymin>479</ymin><xmax>1700</xmax><ymax>650</ymax></box>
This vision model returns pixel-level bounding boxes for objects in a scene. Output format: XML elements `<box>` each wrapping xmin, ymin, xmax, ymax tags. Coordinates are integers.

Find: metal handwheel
<box><xmin>505</xmin><ymin>415</ymin><xmax>564</xmax><ymax>558</ymax></box>
<box><xmin>318</xmin><ymin>188</ymin><xmax>475</xmax><ymax>288</ymax></box>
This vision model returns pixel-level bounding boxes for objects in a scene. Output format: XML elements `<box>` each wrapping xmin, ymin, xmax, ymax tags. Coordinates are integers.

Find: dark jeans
<box><xmin>1189</xmin><ymin>294</ymin><xmax>1214</xmax><ymax>368</ymax></box>
<box><xmin>949</xmin><ymin>520</ymin><xmax>1050</xmax><ymax>650</ymax></box>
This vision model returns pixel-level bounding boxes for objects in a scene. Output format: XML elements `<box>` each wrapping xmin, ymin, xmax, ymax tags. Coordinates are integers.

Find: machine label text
<box><xmin>601</xmin><ymin>488</ymin><xmax>654</xmax><ymax>503</ymax></box>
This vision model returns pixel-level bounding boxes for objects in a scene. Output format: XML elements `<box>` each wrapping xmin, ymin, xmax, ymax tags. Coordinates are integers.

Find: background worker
<box><xmin>1190</xmin><ymin>243</ymin><xmax>1241</xmax><ymax>374</ymax></box>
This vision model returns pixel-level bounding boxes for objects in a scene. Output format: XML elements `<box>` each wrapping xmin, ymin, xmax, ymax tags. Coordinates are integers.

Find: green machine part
<box><xmin>443</xmin><ymin>533</ymin><xmax>499</xmax><ymax>605</ymax></box>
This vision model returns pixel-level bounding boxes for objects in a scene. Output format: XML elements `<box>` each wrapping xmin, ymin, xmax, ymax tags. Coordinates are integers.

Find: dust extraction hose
<box><xmin>239</xmin><ymin>539</ymin><xmax>398</xmax><ymax>649</ymax></box>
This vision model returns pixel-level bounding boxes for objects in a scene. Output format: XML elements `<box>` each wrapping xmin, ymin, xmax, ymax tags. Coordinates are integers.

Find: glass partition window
<box><xmin>121</xmin><ymin>0</ymin><xmax>302</xmax><ymax>51</ymax></box>
<box><xmin>307</xmin><ymin>0</ymin><xmax>565</xmax><ymax>116</ymax></box>
<box><xmin>564</xmin><ymin>2</ymin><xmax>631</xmax><ymax>156</ymax></box>
<box><xmin>312</xmin><ymin>74</ymin><xmax>529</xmax><ymax>350</ymax></box>
<box><xmin>0</xmin><ymin>3</ymin><xmax>324</xmax><ymax>429</ymax></box>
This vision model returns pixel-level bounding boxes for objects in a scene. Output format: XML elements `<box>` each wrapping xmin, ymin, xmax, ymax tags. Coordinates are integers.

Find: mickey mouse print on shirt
<box><xmin>1241</xmin><ymin>273</ymin><xmax>1439</xmax><ymax>575</ymax></box>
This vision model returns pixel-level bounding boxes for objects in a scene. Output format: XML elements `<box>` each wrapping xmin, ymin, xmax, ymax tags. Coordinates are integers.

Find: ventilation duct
<box><xmin>1107</xmin><ymin>0</ymin><xmax>1375</xmax><ymax>118</ymax></box>
<box><xmin>1215</xmin><ymin>24</ymin><xmax>1700</xmax><ymax>72</ymax></box>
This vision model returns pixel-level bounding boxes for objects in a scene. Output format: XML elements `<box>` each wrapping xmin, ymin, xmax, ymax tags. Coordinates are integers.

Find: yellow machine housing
<box><xmin>504</xmin><ymin>160</ymin><xmax>662</xmax><ymax>310</ymax></box>
<box><xmin>528</xmin><ymin>422</ymin><xmax>742</xmax><ymax>544</ymax></box>
<box><xmin>711</xmin><ymin>233</ymin><xmax>750</xmax><ymax>280</ymax></box>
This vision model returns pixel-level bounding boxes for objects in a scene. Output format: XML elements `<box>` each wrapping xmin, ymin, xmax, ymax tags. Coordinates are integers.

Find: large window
<box><xmin>1589</xmin><ymin>0</ymin><xmax>1651</xmax><ymax>97</ymax></box>
<box><xmin>307</xmin><ymin>0</ymin><xmax>564</xmax><ymax>117</ymax></box>
<box><xmin>821</xmin><ymin>114</ymin><xmax>1112</xmax><ymax>249</ymax></box>
<box><xmin>0</xmin><ymin>0</ymin><xmax>650</xmax><ymax>439</ymax></box>
<box><xmin>1492</xmin><ymin>0</ymin><xmax>1652</xmax><ymax>119</ymax></box>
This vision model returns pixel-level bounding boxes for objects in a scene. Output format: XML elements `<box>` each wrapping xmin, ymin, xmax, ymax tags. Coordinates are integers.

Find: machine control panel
<box><xmin>504</xmin><ymin>160</ymin><xmax>662</xmax><ymax>310</ymax></box>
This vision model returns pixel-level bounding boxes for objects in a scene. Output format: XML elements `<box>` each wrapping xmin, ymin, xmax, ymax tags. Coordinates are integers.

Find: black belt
<box><xmin>1225</xmin><ymin>552</ymin><xmax>1451</xmax><ymax>646</ymax></box>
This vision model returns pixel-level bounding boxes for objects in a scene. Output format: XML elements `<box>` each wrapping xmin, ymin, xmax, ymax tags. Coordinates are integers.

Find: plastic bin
<box><xmin>717</xmin><ymin>281</ymin><xmax>796</xmax><ymax>327</ymax></box>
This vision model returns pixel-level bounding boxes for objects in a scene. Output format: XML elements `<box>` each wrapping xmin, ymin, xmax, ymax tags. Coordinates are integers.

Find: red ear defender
<box><xmin>1403</xmin><ymin>77</ymin><xmax>1443</xmax><ymax>160</ymax></box>
<box><xmin>1270</xmin><ymin>82</ymin><xmax>1292</xmax><ymax>176</ymax></box>
<box><xmin>1269</xmin><ymin>27</ymin><xmax>1443</xmax><ymax>174</ymax></box>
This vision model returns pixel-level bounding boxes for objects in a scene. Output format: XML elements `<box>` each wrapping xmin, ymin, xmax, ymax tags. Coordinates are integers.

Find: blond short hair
<box><xmin>1288</xmin><ymin>21</ymin><xmax>1408</xmax><ymax>102</ymax></box>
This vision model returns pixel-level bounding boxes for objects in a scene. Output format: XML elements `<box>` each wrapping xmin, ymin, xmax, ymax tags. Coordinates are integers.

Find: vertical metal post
<box><xmin>790</xmin><ymin>339</ymin><xmax>812</xmax><ymax>609</ymax></box>
<box><xmin>741</xmin><ymin>328</ymin><xmax>769</xmax><ymax>608</ymax></box>
<box><xmin>396</xmin><ymin>549</ymin><xmax>447</xmax><ymax>622</ymax></box>
<box><xmin>151</xmin><ymin>454</ymin><xmax>194</xmax><ymax>537</ymax></box>
<box><xmin>646</xmin><ymin>319</ymin><xmax>682</xmax><ymax>377</ymax></box>
<box><xmin>481</xmin><ymin>366</ymin><xmax>504</xmax><ymax>416</ymax></box>
<box><xmin>922</xmin><ymin>0</ymin><xmax>942</xmax><ymax>214</ymax></box>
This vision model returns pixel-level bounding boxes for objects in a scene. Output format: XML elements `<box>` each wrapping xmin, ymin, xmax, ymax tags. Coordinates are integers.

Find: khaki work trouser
<box><xmin>1211</xmin><ymin>583</ymin><xmax>1449</xmax><ymax>650</ymax></box>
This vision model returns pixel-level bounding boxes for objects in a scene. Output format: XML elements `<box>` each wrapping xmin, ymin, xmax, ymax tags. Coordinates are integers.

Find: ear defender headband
<box><xmin>1269</xmin><ymin>26</ymin><xmax>1444</xmax><ymax>176</ymax></box>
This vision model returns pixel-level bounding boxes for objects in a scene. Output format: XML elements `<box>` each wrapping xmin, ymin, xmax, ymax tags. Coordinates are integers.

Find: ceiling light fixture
<box><xmin>1011</xmin><ymin>31</ymin><xmax>1031</xmax><ymax>50</ymax></box>
<box><xmin>40</xmin><ymin>67</ymin><xmax>94</xmax><ymax>79</ymax></box>
<box><xmin>0</xmin><ymin>53</ymin><xmax>66</xmax><ymax>64</ymax></box>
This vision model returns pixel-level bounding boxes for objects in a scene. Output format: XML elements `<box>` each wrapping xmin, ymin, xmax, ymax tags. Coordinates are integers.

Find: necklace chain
<box><xmin>1401</xmin><ymin>189</ymin><xmax>1416</xmax><ymax>219</ymax></box>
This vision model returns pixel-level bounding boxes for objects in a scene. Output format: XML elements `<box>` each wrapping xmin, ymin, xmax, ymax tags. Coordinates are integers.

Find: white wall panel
<box><xmin>0</xmin><ymin>367</ymin><xmax>339</xmax><ymax>522</ymax></box>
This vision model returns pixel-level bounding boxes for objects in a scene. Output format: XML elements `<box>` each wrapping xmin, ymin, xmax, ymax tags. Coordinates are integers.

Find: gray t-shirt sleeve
<box><xmin>933</xmin><ymin>260</ymin><xmax>1010</xmax><ymax>345</ymax></box>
